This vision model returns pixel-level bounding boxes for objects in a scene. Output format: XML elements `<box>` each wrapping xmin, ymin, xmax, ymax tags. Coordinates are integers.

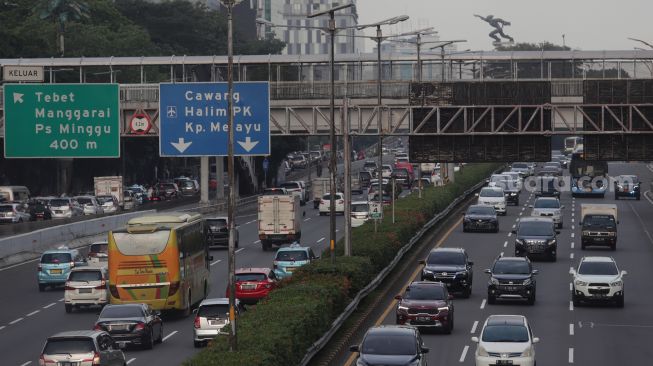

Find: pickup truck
<box><xmin>258</xmin><ymin>194</ymin><xmax>302</xmax><ymax>251</ymax></box>
<box><xmin>580</xmin><ymin>204</ymin><xmax>618</xmax><ymax>250</ymax></box>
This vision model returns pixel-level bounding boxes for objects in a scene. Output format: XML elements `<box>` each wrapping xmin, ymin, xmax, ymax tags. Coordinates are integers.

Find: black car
<box><xmin>531</xmin><ymin>175</ymin><xmax>561</xmax><ymax>197</ymax></box>
<box><xmin>205</xmin><ymin>216</ymin><xmax>239</xmax><ymax>248</ymax></box>
<box><xmin>513</xmin><ymin>217</ymin><xmax>559</xmax><ymax>261</ymax></box>
<box><xmin>94</xmin><ymin>304</ymin><xmax>163</xmax><ymax>349</ymax></box>
<box><xmin>463</xmin><ymin>205</ymin><xmax>499</xmax><ymax>233</ymax></box>
<box><xmin>486</xmin><ymin>256</ymin><xmax>538</xmax><ymax>305</ymax></box>
<box><xmin>420</xmin><ymin>248</ymin><xmax>474</xmax><ymax>298</ymax></box>
<box><xmin>350</xmin><ymin>325</ymin><xmax>429</xmax><ymax>366</ymax></box>
<box><xmin>27</xmin><ymin>199</ymin><xmax>52</xmax><ymax>220</ymax></box>
<box><xmin>613</xmin><ymin>174</ymin><xmax>641</xmax><ymax>200</ymax></box>
<box><xmin>391</xmin><ymin>168</ymin><xmax>412</xmax><ymax>188</ymax></box>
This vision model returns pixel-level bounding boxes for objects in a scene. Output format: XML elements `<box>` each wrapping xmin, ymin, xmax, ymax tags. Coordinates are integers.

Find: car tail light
<box><xmin>320</xmin><ymin>199</ymin><xmax>326</xmax><ymax>205</ymax></box>
<box><xmin>95</xmin><ymin>280</ymin><xmax>106</xmax><ymax>290</ymax></box>
<box><xmin>135</xmin><ymin>322</ymin><xmax>146</xmax><ymax>330</ymax></box>
<box><xmin>337</xmin><ymin>199</ymin><xmax>344</xmax><ymax>204</ymax></box>
<box><xmin>169</xmin><ymin>281</ymin><xmax>181</xmax><ymax>296</ymax></box>
<box><xmin>93</xmin><ymin>324</ymin><xmax>103</xmax><ymax>331</ymax></box>
<box><xmin>92</xmin><ymin>351</ymin><xmax>101</xmax><ymax>366</ymax></box>
<box><xmin>109</xmin><ymin>285</ymin><xmax>120</xmax><ymax>299</ymax></box>
<box><xmin>65</xmin><ymin>282</ymin><xmax>75</xmax><ymax>291</ymax></box>
<box><xmin>194</xmin><ymin>316</ymin><xmax>201</xmax><ymax>329</ymax></box>
<box><xmin>69</xmin><ymin>261</ymin><xmax>75</xmax><ymax>268</ymax></box>
<box><xmin>38</xmin><ymin>354</ymin><xmax>46</xmax><ymax>366</ymax></box>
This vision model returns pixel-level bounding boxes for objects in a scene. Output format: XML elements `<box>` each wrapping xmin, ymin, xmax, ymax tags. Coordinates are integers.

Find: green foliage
<box><xmin>187</xmin><ymin>163</ymin><xmax>501</xmax><ymax>366</ymax></box>
<box><xmin>496</xmin><ymin>41</ymin><xmax>570</xmax><ymax>51</ymax></box>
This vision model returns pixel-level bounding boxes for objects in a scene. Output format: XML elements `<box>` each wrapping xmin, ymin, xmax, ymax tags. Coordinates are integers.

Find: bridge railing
<box><xmin>270</xmin><ymin>81</ymin><xmax>410</xmax><ymax>100</ymax></box>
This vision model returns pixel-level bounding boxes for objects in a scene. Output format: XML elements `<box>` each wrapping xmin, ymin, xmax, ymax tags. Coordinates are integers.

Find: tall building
<box><xmin>257</xmin><ymin>0</ymin><xmax>362</xmax><ymax>55</ymax></box>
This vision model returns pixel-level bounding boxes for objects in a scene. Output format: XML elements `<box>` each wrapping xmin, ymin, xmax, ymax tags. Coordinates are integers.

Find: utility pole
<box><xmin>343</xmin><ymin>99</ymin><xmax>352</xmax><ymax>256</ymax></box>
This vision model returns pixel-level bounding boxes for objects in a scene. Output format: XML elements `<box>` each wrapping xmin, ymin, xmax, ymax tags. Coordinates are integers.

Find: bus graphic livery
<box><xmin>569</xmin><ymin>152</ymin><xmax>608</xmax><ymax>197</ymax></box>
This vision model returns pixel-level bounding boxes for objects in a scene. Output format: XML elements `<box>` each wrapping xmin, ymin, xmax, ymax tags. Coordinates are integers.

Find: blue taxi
<box><xmin>38</xmin><ymin>247</ymin><xmax>86</xmax><ymax>291</ymax></box>
<box><xmin>273</xmin><ymin>243</ymin><xmax>318</xmax><ymax>279</ymax></box>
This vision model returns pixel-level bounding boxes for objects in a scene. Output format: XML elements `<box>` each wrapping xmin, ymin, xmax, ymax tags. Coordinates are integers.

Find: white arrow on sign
<box><xmin>13</xmin><ymin>92</ymin><xmax>24</xmax><ymax>104</ymax></box>
<box><xmin>171</xmin><ymin>138</ymin><xmax>192</xmax><ymax>153</ymax></box>
<box><xmin>237</xmin><ymin>136</ymin><xmax>259</xmax><ymax>152</ymax></box>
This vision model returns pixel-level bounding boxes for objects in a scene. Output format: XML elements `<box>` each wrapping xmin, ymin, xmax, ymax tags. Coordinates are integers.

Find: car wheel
<box><xmin>487</xmin><ymin>294</ymin><xmax>496</xmax><ymax>305</ymax></box>
<box><xmin>610</xmin><ymin>243</ymin><xmax>616</xmax><ymax>251</ymax></box>
<box><xmin>572</xmin><ymin>292</ymin><xmax>580</xmax><ymax>307</ymax></box>
<box><xmin>636</xmin><ymin>195</ymin><xmax>641</xmax><ymax>201</ymax></box>
<box><xmin>527</xmin><ymin>293</ymin><xmax>536</xmax><ymax>305</ymax></box>
<box><xmin>550</xmin><ymin>254</ymin><xmax>557</xmax><ymax>262</ymax></box>
<box><xmin>38</xmin><ymin>284</ymin><xmax>46</xmax><ymax>292</ymax></box>
<box><xmin>462</xmin><ymin>225</ymin><xmax>468</xmax><ymax>233</ymax></box>
<box><xmin>616</xmin><ymin>293</ymin><xmax>625</xmax><ymax>308</ymax></box>
<box><xmin>558</xmin><ymin>222</ymin><xmax>563</xmax><ymax>229</ymax></box>
<box><xmin>194</xmin><ymin>340</ymin><xmax>203</xmax><ymax>348</ymax></box>
<box><xmin>462</xmin><ymin>287</ymin><xmax>472</xmax><ymax>298</ymax></box>
<box><xmin>143</xmin><ymin>329</ymin><xmax>154</xmax><ymax>350</ymax></box>
<box><xmin>65</xmin><ymin>304</ymin><xmax>73</xmax><ymax>313</ymax></box>
<box><xmin>444</xmin><ymin>317</ymin><xmax>453</xmax><ymax>334</ymax></box>
<box><xmin>493</xmin><ymin>226</ymin><xmax>499</xmax><ymax>233</ymax></box>
<box><xmin>156</xmin><ymin>325</ymin><xmax>163</xmax><ymax>344</ymax></box>
<box><xmin>581</xmin><ymin>241</ymin><xmax>587</xmax><ymax>250</ymax></box>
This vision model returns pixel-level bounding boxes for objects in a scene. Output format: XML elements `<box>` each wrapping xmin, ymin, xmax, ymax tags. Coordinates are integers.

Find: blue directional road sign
<box><xmin>159</xmin><ymin>82</ymin><xmax>270</xmax><ymax>157</ymax></box>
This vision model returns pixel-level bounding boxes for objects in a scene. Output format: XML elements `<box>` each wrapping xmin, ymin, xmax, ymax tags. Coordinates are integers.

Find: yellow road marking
<box><xmin>344</xmin><ymin>216</ymin><xmax>463</xmax><ymax>366</ymax></box>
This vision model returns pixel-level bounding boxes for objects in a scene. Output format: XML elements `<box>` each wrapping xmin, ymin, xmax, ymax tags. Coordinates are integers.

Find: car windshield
<box><xmin>280</xmin><ymin>183</ymin><xmax>299</xmax><ymax>190</ymax></box>
<box><xmin>482</xmin><ymin>325</ymin><xmax>529</xmax><ymax>343</ymax></box>
<box><xmin>493</xmin><ymin>260</ymin><xmax>531</xmax><ymax>275</ymax></box>
<box><xmin>90</xmin><ymin>243</ymin><xmax>108</xmax><ymax>253</ymax></box>
<box><xmin>69</xmin><ymin>270</ymin><xmax>102</xmax><ymax>282</ymax></box>
<box><xmin>263</xmin><ymin>189</ymin><xmax>286</xmax><ymax>195</ymax></box>
<box><xmin>404</xmin><ymin>285</ymin><xmax>446</xmax><ymax>300</ymax></box>
<box><xmin>276</xmin><ymin>250</ymin><xmax>308</xmax><ymax>261</ymax></box>
<box><xmin>352</xmin><ymin>204</ymin><xmax>369</xmax><ymax>213</ymax></box>
<box><xmin>41</xmin><ymin>253</ymin><xmax>72</xmax><ymax>264</ymax></box>
<box><xmin>159</xmin><ymin>184</ymin><xmax>175</xmax><ymax>190</ymax></box>
<box><xmin>616</xmin><ymin>176</ymin><xmax>639</xmax><ymax>184</ymax></box>
<box><xmin>361</xmin><ymin>334</ymin><xmax>417</xmax><ymax>356</ymax></box>
<box><xmin>0</xmin><ymin>205</ymin><xmax>13</xmax><ymax>212</ymax></box>
<box><xmin>364</xmin><ymin>162</ymin><xmax>376</xmax><ymax>168</ymax></box>
<box><xmin>236</xmin><ymin>273</ymin><xmax>267</xmax><ymax>282</ymax></box>
<box><xmin>490</xmin><ymin>176</ymin><xmax>509</xmax><ymax>183</ymax></box>
<box><xmin>467</xmin><ymin>206</ymin><xmax>496</xmax><ymax>215</ymax></box>
<box><xmin>112</xmin><ymin>230</ymin><xmax>170</xmax><ymax>256</ymax></box>
<box><xmin>427</xmin><ymin>251</ymin><xmax>466</xmax><ymax>265</ymax></box>
<box><xmin>207</xmin><ymin>219</ymin><xmax>227</xmax><ymax>229</ymax></box>
<box><xmin>100</xmin><ymin>306</ymin><xmax>143</xmax><ymax>319</ymax></box>
<box><xmin>512</xmin><ymin>163</ymin><xmax>528</xmax><ymax>169</ymax></box>
<box><xmin>44</xmin><ymin>338</ymin><xmax>95</xmax><ymax>354</ymax></box>
<box><xmin>49</xmin><ymin>199</ymin><xmax>70</xmax><ymax>207</ymax></box>
<box><xmin>322</xmin><ymin>194</ymin><xmax>342</xmax><ymax>200</ymax></box>
<box><xmin>96</xmin><ymin>196</ymin><xmax>114</xmax><ymax>204</ymax></box>
<box><xmin>198</xmin><ymin>304</ymin><xmax>229</xmax><ymax>318</ymax></box>
<box><xmin>578</xmin><ymin>261</ymin><xmax>619</xmax><ymax>276</ymax></box>
<box><xmin>583</xmin><ymin>215</ymin><xmax>615</xmax><ymax>227</ymax></box>
<box><xmin>480</xmin><ymin>188</ymin><xmax>503</xmax><ymax>197</ymax></box>
<box><xmin>518</xmin><ymin>221</ymin><xmax>554</xmax><ymax>236</ymax></box>
<box><xmin>180</xmin><ymin>181</ymin><xmax>195</xmax><ymax>188</ymax></box>
<box><xmin>76</xmin><ymin>198</ymin><xmax>93</xmax><ymax>205</ymax></box>
<box><xmin>534</xmin><ymin>199</ymin><xmax>560</xmax><ymax>209</ymax></box>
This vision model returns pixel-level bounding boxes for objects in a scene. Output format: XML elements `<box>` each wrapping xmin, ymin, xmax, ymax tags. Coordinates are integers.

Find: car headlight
<box><xmin>456</xmin><ymin>271</ymin><xmax>468</xmax><ymax>278</ymax></box>
<box><xmin>490</xmin><ymin>277</ymin><xmax>500</xmax><ymax>285</ymax></box>
<box><xmin>548</xmin><ymin>239</ymin><xmax>557</xmax><ymax>246</ymax></box>
<box><xmin>610</xmin><ymin>280</ymin><xmax>623</xmax><ymax>287</ymax></box>
<box><xmin>477</xmin><ymin>346</ymin><xmax>490</xmax><ymax>357</ymax></box>
<box><xmin>582</xmin><ymin>231</ymin><xmax>590</xmax><ymax>236</ymax></box>
<box><xmin>510</xmin><ymin>192</ymin><xmax>517</xmax><ymax>196</ymax></box>
<box><xmin>575</xmin><ymin>279</ymin><xmax>588</xmax><ymax>287</ymax></box>
<box><xmin>397</xmin><ymin>304</ymin><xmax>409</xmax><ymax>312</ymax></box>
<box><xmin>522</xmin><ymin>278</ymin><xmax>532</xmax><ymax>285</ymax></box>
<box><xmin>608</xmin><ymin>232</ymin><xmax>616</xmax><ymax>237</ymax></box>
<box><xmin>521</xmin><ymin>347</ymin><xmax>533</xmax><ymax>357</ymax></box>
<box><xmin>356</xmin><ymin>359</ymin><xmax>368</xmax><ymax>366</ymax></box>
<box><xmin>437</xmin><ymin>306</ymin><xmax>450</xmax><ymax>312</ymax></box>
<box><xmin>422</xmin><ymin>269</ymin><xmax>433</xmax><ymax>275</ymax></box>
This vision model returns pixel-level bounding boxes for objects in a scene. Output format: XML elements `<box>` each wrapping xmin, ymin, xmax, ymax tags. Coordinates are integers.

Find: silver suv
<box><xmin>40</xmin><ymin>330</ymin><xmax>125</xmax><ymax>366</ymax></box>
<box><xmin>193</xmin><ymin>298</ymin><xmax>244</xmax><ymax>347</ymax></box>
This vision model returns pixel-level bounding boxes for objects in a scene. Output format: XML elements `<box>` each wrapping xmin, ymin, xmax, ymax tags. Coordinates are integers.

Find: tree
<box><xmin>36</xmin><ymin>0</ymin><xmax>90</xmax><ymax>56</ymax></box>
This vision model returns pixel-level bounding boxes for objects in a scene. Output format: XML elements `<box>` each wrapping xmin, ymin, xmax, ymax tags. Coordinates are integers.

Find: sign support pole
<box><xmin>343</xmin><ymin>98</ymin><xmax>352</xmax><ymax>256</ymax></box>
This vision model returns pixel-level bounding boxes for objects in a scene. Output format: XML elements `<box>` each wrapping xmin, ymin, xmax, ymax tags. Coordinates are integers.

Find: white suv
<box><xmin>64</xmin><ymin>267</ymin><xmax>109</xmax><ymax>313</ymax></box>
<box><xmin>472</xmin><ymin>315</ymin><xmax>538</xmax><ymax>366</ymax></box>
<box><xmin>193</xmin><ymin>298</ymin><xmax>243</xmax><ymax>347</ymax></box>
<box><xmin>530</xmin><ymin>197</ymin><xmax>564</xmax><ymax>228</ymax></box>
<box><xmin>477</xmin><ymin>187</ymin><xmax>507</xmax><ymax>215</ymax></box>
<box><xmin>570</xmin><ymin>256</ymin><xmax>626</xmax><ymax>307</ymax></box>
<box><xmin>319</xmin><ymin>193</ymin><xmax>345</xmax><ymax>215</ymax></box>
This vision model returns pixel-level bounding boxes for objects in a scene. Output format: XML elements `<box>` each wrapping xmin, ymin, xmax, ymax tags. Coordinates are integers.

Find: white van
<box><xmin>0</xmin><ymin>186</ymin><xmax>30</xmax><ymax>203</ymax></box>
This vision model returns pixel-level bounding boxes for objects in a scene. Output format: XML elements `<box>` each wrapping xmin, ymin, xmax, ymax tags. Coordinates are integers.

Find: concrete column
<box><xmin>216</xmin><ymin>157</ymin><xmax>225</xmax><ymax>199</ymax></box>
<box><xmin>447</xmin><ymin>163</ymin><xmax>456</xmax><ymax>183</ymax></box>
<box><xmin>200</xmin><ymin>156</ymin><xmax>209</xmax><ymax>205</ymax></box>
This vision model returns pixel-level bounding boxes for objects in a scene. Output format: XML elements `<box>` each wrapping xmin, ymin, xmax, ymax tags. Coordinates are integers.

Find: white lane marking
<box><xmin>507</xmin><ymin>232</ymin><xmax>512</xmax><ymax>237</ymax></box>
<box><xmin>254</xmin><ymin>240</ymin><xmax>261</xmax><ymax>244</ymax></box>
<box><xmin>459</xmin><ymin>345</ymin><xmax>469</xmax><ymax>363</ymax></box>
<box><xmin>503</xmin><ymin>241</ymin><xmax>508</xmax><ymax>248</ymax></box>
<box><xmin>644</xmin><ymin>190</ymin><xmax>653</xmax><ymax>205</ymax></box>
<box><xmin>20</xmin><ymin>362</ymin><xmax>32</xmax><ymax>366</ymax></box>
<box><xmin>58</xmin><ymin>298</ymin><xmax>64</xmax><ymax>302</ymax></box>
<box><xmin>235</xmin><ymin>248</ymin><xmax>245</xmax><ymax>254</ymax></box>
<box><xmin>336</xmin><ymin>229</ymin><xmax>339</xmax><ymax>232</ymax></box>
<box><xmin>572</xmin><ymin>224</ymin><xmax>575</xmax><ymax>230</ymax></box>
<box><xmin>519</xmin><ymin>212</ymin><xmax>523</xmax><ymax>216</ymax></box>
<box><xmin>571</xmin><ymin>233</ymin><xmax>575</xmax><ymax>238</ymax></box>
<box><xmin>628</xmin><ymin>202</ymin><xmax>653</xmax><ymax>245</ymax></box>
<box><xmin>0</xmin><ymin>257</ymin><xmax>40</xmax><ymax>272</ymax></box>
<box><xmin>572</xmin><ymin>212</ymin><xmax>575</xmax><ymax>217</ymax></box>
<box><xmin>26</xmin><ymin>310</ymin><xmax>40</xmax><ymax>317</ymax></box>
<box><xmin>244</xmin><ymin>220</ymin><xmax>256</xmax><ymax>225</ymax></box>
<box><xmin>570</xmin><ymin>323</ymin><xmax>575</xmax><ymax>335</ymax></box>
<box><xmin>317</xmin><ymin>237</ymin><xmax>325</xmax><ymax>243</ymax></box>
<box><xmin>569</xmin><ymin>348</ymin><xmax>574</xmax><ymax>363</ymax></box>
<box><xmin>210</xmin><ymin>259</ymin><xmax>222</xmax><ymax>266</ymax></box>
<box><xmin>304</xmin><ymin>218</ymin><xmax>311</xmax><ymax>222</ymax></box>
<box><xmin>571</xmin><ymin>242</ymin><xmax>575</xmax><ymax>249</ymax></box>
<box><xmin>480</xmin><ymin>299</ymin><xmax>487</xmax><ymax>309</ymax></box>
<box><xmin>500</xmin><ymin>252</ymin><xmax>504</xmax><ymax>257</ymax></box>
<box><xmin>0</xmin><ymin>325</ymin><xmax>5</xmax><ymax>331</ymax></box>
<box><xmin>521</xmin><ymin>207</ymin><xmax>525</xmax><ymax>212</ymax></box>
<box><xmin>9</xmin><ymin>317</ymin><xmax>23</xmax><ymax>325</ymax></box>
<box><xmin>512</xmin><ymin>224</ymin><xmax>516</xmax><ymax>229</ymax></box>
<box><xmin>570</xmin><ymin>253</ymin><xmax>574</xmax><ymax>259</ymax></box>
<box><xmin>471</xmin><ymin>321</ymin><xmax>479</xmax><ymax>334</ymax></box>
<box><xmin>569</xmin><ymin>283</ymin><xmax>573</xmax><ymax>291</ymax></box>
<box><xmin>127</xmin><ymin>358</ymin><xmax>136</xmax><ymax>365</ymax></box>
<box><xmin>43</xmin><ymin>303</ymin><xmax>56</xmax><ymax>309</ymax></box>
<box><xmin>569</xmin><ymin>301</ymin><xmax>574</xmax><ymax>311</ymax></box>
<box><xmin>162</xmin><ymin>330</ymin><xmax>178</xmax><ymax>342</ymax></box>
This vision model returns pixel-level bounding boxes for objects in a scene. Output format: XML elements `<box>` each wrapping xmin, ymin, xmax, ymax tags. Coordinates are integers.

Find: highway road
<box><xmin>0</xmin><ymin>150</ymin><xmax>405</xmax><ymax>365</ymax></box>
<box><xmin>342</xmin><ymin>161</ymin><xmax>653</xmax><ymax>366</ymax></box>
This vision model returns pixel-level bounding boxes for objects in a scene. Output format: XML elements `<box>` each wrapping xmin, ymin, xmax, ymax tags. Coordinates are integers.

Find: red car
<box><xmin>227</xmin><ymin>268</ymin><xmax>278</xmax><ymax>304</ymax></box>
<box><xmin>395</xmin><ymin>281</ymin><xmax>454</xmax><ymax>334</ymax></box>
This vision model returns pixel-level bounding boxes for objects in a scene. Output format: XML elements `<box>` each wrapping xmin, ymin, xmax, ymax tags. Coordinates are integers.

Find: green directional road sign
<box><xmin>3</xmin><ymin>84</ymin><xmax>120</xmax><ymax>158</ymax></box>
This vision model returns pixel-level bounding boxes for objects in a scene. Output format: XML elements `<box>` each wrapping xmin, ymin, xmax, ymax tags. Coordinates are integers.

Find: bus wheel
<box><xmin>182</xmin><ymin>290</ymin><xmax>192</xmax><ymax>317</ymax></box>
<box><xmin>203</xmin><ymin>281</ymin><xmax>208</xmax><ymax>300</ymax></box>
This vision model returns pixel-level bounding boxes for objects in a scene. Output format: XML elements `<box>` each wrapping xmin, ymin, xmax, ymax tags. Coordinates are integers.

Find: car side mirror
<box><xmin>421</xmin><ymin>346</ymin><xmax>430</xmax><ymax>354</ymax></box>
<box><xmin>556</xmin><ymin>231</ymin><xmax>561</xmax><ymax>235</ymax></box>
<box><xmin>532</xmin><ymin>269</ymin><xmax>539</xmax><ymax>275</ymax></box>
<box><xmin>511</xmin><ymin>230</ymin><xmax>517</xmax><ymax>234</ymax></box>
<box><xmin>528</xmin><ymin>205</ymin><xmax>533</xmax><ymax>208</ymax></box>
<box><xmin>394</xmin><ymin>295</ymin><xmax>403</xmax><ymax>300</ymax></box>
<box><xmin>471</xmin><ymin>336</ymin><xmax>479</xmax><ymax>343</ymax></box>
<box><xmin>569</xmin><ymin>268</ymin><xmax>576</xmax><ymax>275</ymax></box>
<box><xmin>468</xmin><ymin>261</ymin><xmax>474</xmax><ymax>266</ymax></box>
<box><xmin>349</xmin><ymin>345</ymin><xmax>360</xmax><ymax>353</ymax></box>
<box><xmin>418</xmin><ymin>259</ymin><xmax>426</xmax><ymax>265</ymax></box>
<box><xmin>561</xmin><ymin>205</ymin><xmax>565</xmax><ymax>209</ymax></box>
<box><xmin>208</xmin><ymin>255</ymin><xmax>214</xmax><ymax>261</ymax></box>
<box><xmin>484</xmin><ymin>269</ymin><xmax>491</xmax><ymax>274</ymax></box>
<box><xmin>621</xmin><ymin>270</ymin><xmax>628</xmax><ymax>276</ymax></box>
<box><xmin>192</xmin><ymin>308</ymin><xmax>198</xmax><ymax>314</ymax></box>
<box><xmin>448</xmin><ymin>294</ymin><xmax>454</xmax><ymax>300</ymax></box>
<box><xmin>532</xmin><ymin>337</ymin><xmax>540</xmax><ymax>344</ymax></box>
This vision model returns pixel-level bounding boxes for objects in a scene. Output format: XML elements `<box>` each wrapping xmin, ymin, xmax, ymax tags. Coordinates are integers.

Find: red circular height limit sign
<box><xmin>129</xmin><ymin>112</ymin><xmax>152</xmax><ymax>134</ymax></box>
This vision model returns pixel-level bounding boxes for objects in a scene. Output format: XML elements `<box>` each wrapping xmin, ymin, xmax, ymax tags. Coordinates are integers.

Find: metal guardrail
<box><xmin>180</xmin><ymin>194</ymin><xmax>260</xmax><ymax>215</ymax></box>
<box><xmin>298</xmin><ymin>167</ymin><xmax>503</xmax><ymax>366</ymax></box>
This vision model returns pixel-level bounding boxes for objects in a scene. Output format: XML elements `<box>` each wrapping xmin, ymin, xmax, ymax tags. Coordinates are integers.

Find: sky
<box><xmin>356</xmin><ymin>0</ymin><xmax>652</xmax><ymax>52</ymax></box>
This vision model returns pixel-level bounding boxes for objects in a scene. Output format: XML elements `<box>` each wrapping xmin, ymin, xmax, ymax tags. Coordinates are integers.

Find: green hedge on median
<box><xmin>185</xmin><ymin>163</ymin><xmax>501</xmax><ymax>366</ymax></box>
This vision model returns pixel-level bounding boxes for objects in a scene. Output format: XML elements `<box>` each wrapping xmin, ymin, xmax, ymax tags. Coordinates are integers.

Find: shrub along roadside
<box><xmin>185</xmin><ymin>163</ymin><xmax>501</xmax><ymax>366</ymax></box>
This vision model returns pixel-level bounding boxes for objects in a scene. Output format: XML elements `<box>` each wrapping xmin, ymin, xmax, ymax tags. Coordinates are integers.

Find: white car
<box><xmin>97</xmin><ymin>195</ymin><xmax>120</xmax><ymax>214</ymax></box>
<box><xmin>319</xmin><ymin>193</ymin><xmax>345</xmax><ymax>215</ymax></box>
<box><xmin>510</xmin><ymin>162</ymin><xmax>533</xmax><ymax>177</ymax></box>
<box><xmin>570</xmin><ymin>256</ymin><xmax>626</xmax><ymax>307</ymax></box>
<box><xmin>49</xmin><ymin>197</ymin><xmax>84</xmax><ymax>219</ymax></box>
<box><xmin>472</xmin><ymin>315</ymin><xmax>538</xmax><ymax>366</ymax></box>
<box><xmin>74</xmin><ymin>196</ymin><xmax>104</xmax><ymax>215</ymax></box>
<box><xmin>193</xmin><ymin>298</ymin><xmax>242</xmax><ymax>347</ymax></box>
<box><xmin>0</xmin><ymin>203</ymin><xmax>31</xmax><ymax>223</ymax></box>
<box><xmin>530</xmin><ymin>197</ymin><xmax>564</xmax><ymax>228</ymax></box>
<box><xmin>64</xmin><ymin>267</ymin><xmax>109</xmax><ymax>313</ymax></box>
<box><xmin>351</xmin><ymin>201</ymin><xmax>370</xmax><ymax>227</ymax></box>
<box><xmin>381</xmin><ymin>164</ymin><xmax>393</xmax><ymax>179</ymax></box>
<box><xmin>477</xmin><ymin>187</ymin><xmax>507</xmax><ymax>215</ymax></box>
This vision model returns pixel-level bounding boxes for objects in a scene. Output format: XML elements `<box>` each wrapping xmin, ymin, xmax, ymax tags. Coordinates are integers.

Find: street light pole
<box><xmin>376</xmin><ymin>25</ymin><xmax>383</xmax><ymax>233</ymax></box>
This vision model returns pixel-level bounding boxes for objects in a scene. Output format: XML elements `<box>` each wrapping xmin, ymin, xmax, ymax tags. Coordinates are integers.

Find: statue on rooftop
<box><xmin>474</xmin><ymin>14</ymin><xmax>514</xmax><ymax>45</ymax></box>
